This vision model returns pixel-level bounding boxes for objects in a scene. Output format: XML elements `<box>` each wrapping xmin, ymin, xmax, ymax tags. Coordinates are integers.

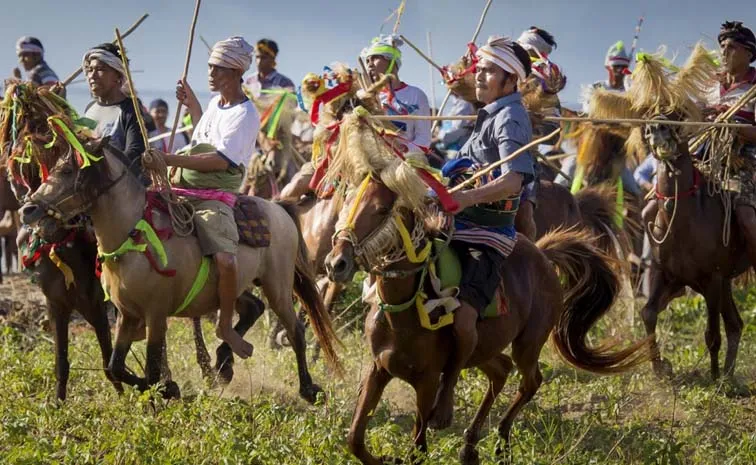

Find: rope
<box><xmin>648</xmin><ymin>162</ymin><xmax>680</xmax><ymax>245</ymax></box>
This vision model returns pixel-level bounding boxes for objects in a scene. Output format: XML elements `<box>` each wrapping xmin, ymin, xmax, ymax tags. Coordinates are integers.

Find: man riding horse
<box><xmin>151</xmin><ymin>36</ymin><xmax>261</xmax><ymax>359</ymax></box>
<box><xmin>431</xmin><ymin>36</ymin><xmax>536</xmax><ymax>428</ymax></box>
<box><xmin>641</xmin><ymin>21</ymin><xmax>756</xmax><ymax>269</ymax></box>
<box><xmin>280</xmin><ymin>34</ymin><xmax>431</xmax><ymax>200</ymax></box>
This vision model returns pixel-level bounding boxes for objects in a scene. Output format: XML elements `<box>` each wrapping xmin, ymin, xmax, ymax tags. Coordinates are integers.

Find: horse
<box><xmin>640</xmin><ymin>117</ymin><xmax>748</xmax><ymax>379</ymax></box>
<box><xmin>20</xmin><ymin>140</ymin><xmax>341</xmax><ymax>400</ymax></box>
<box><xmin>0</xmin><ymin>172</ymin><xmax>20</xmax><ymax>282</ymax></box>
<box><xmin>318</xmin><ymin>110</ymin><xmax>651</xmax><ymax>462</ymax></box>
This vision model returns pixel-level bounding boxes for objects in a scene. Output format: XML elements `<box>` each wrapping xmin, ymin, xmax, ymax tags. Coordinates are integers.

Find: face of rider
<box><xmin>720</xmin><ymin>38</ymin><xmax>752</xmax><ymax>76</ymax></box>
<box><xmin>475</xmin><ymin>59</ymin><xmax>517</xmax><ymax>104</ymax></box>
<box><xmin>86</xmin><ymin>59</ymin><xmax>123</xmax><ymax>100</ymax></box>
<box><xmin>18</xmin><ymin>52</ymin><xmax>41</xmax><ymax>72</ymax></box>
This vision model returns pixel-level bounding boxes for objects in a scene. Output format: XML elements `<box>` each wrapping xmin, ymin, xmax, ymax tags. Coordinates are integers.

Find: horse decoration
<box><xmin>587</xmin><ymin>43</ymin><xmax>750</xmax><ymax>379</ymax></box>
<box><xmin>321</xmin><ymin>109</ymin><xmax>652</xmax><ymax>464</ymax></box>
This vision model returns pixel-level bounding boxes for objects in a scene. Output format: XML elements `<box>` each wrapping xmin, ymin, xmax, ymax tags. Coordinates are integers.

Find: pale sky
<box><xmin>1</xmin><ymin>0</ymin><xmax>755</xmax><ymax>115</ymax></box>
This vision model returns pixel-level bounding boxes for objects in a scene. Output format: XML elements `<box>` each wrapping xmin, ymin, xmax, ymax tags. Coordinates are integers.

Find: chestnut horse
<box><xmin>324</xmin><ymin>164</ymin><xmax>650</xmax><ymax>464</ymax></box>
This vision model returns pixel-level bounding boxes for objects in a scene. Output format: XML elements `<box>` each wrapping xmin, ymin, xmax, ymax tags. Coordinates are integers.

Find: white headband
<box><xmin>82</xmin><ymin>49</ymin><xmax>130</xmax><ymax>95</ymax></box>
<box><xmin>209</xmin><ymin>36</ymin><xmax>254</xmax><ymax>72</ymax></box>
<box><xmin>16</xmin><ymin>37</ymin><xmax>43</xmax><ymax>56</ymax></box>
<box><xmin>517</xmin><ymin>29</ymin><xmax>553</xmax><ymax>57</ymax></box>
<box><xmin>476</xmin><ymin>36</ymin><xmax>527</xmax><ymax>81</ymax></box>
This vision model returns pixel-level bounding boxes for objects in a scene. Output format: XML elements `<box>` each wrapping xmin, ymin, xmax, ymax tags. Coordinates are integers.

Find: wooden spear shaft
<box><xmin>372</xmin><ymin>114</ymin><xmax>755</xmax><ymax>129</ymax></box>
<box><xmin>114</xmin><ymin>28</ymin><xmax>150</xmax><ymax>150</ymax></box>
<box><xmin>62</xmin><ymin>13</ymin><xmax>149</xmax><ymax>86</ymax></box>
<box><xmin>433</xmin><ymin>0</ymin><xmax>493</xmax><ymax>131</ymax></box>
<box><xmin>400</xmin><ymin>34</ymin><xmax>445</xmax><ymax>74</ymax></box>
<box><xmin>448</xmin><ymin>128</ymin><xmax>561</xmax><ymax>194</ymax></box>
<box><xmin>167</xmin><ymin>0</ymin><xmax>202</xmax><ymax>153</ymax></box>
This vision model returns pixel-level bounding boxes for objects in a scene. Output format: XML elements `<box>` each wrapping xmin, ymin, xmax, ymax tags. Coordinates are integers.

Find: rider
<box><xmin>13</xmin><ymin>36</ymin><xmax>62</xmax><ymax>94</ymax></box>
<box><xmin>432</xmin><ymin>36</ymin><xmax>535</xmax><ymax>428</ymax></box>
<box><xmin>708</xmin><ymin>22</ymin><xmax>756</xmax><ymax>264</ymax></box>
<box><xmin>515</xmin><ymin>26</ymin><xmax>564</xmax><ymax>239</ymax></box>
<box><xmin>279</xmin><ymin>34</ymin><xmax>432</xmax><ymax>201</ymax></box>
<box><xmin>156</xmin><ymin>36</ymin><xmax>261</xmax><ymax>358</ymax></box>
<box><xmin>82</xmin><ymin>43</ymin><xmax>148</xmax><ymax>183</ymax></box>
<box><xmin>243</xmin><ymin>38</ymin><xmax>295</xmax><ymax>98</ymax></box>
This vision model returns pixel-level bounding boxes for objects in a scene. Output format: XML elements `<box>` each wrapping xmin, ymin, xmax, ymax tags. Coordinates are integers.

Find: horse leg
<box><xmin>145</xmin><ymin>316</ymin><xmax>180</xmax><ymax>399</ymax></box>
<box><xmin>49</xmin><ymin>301</ymin><xmax>72</xmax><ymax>401</ymax></box>
<box><xmin>460</xmin><ymin>354</ymin><xmax>513</xmax><ymax>465</ymax></box>
<box><xmin>215</xmin><ymin>292</ymin><xmax>266</xmax><ymax>385</ymax></box>
<box><xmin>702</xmin><ymin>281</ymin><xmax>724</xmax><ymax>380</ymax></box>
<box><xmin>640</xmin><ymin>266</ymin><xmax>682</xmax><ymax>378</ymax></box>
<box><xmin>409</xmin><ymin>372</ymin><xmax>442</xmax><ymax>461</ymax></box>
<box><xmin>347</xmin><ymin>363</ymin><xmax>392</xmax><ymax>465</ymax></box>
<box><xmin>108</xmin><ymin>312</ymin><xmax>148</xmax><ymax>390</ymax></box>
<box><xmin>720</xmin><ymin>280</ymin><xmax>743</xmax><ymax>377</ymax></box>
<box><xmin>190</xmin><ymin>317</ymin><xmax>214</xmax><ymax>383</ymax></box>
<box><xmin>81</xmin><ymin>299</ymin><xmax>123</xmax><ymax>394</ymax></box>
<box><xmin>496</xmin><ymin>340</ymin><xmax>543</xmax><ymax>464</ymax></box>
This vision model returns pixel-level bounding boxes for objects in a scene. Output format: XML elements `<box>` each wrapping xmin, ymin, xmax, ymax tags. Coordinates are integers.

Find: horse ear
<box><xmin>83</xmin><ymin>136</ymin><xmax>109</xmax><ymax>154</ymax></box>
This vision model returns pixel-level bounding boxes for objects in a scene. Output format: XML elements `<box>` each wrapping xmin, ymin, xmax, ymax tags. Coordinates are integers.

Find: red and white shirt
<box><xmin>710</xmin><ymin>67</ymin><xmax>756</xmax><ymax>123</ymax></box>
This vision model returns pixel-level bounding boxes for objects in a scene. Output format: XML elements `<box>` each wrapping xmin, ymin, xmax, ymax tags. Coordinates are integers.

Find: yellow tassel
<box><xmin>48</xmin><ymin>248</ymin><xmax>75</xmax><ymax>289</ymax></box>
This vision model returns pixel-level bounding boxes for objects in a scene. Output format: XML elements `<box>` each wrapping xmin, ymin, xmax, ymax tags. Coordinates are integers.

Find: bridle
<box><xmin>331</xmin><ymin>173</ymin><xmax>435</xmax><ymax>278</ymax></box>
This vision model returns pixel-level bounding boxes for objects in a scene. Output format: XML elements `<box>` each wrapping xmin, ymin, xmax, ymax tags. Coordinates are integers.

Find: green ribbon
<box><xmin>48</xmin><ymin>117</ymin><xmax>102</xmax><ymax>168</ymax></box>
<box><xmin>173</xmin><ymin>257</ymin><xmax>210</xmax><ymax>315</ymax></box>
<box><xmin>571</xmin><ymin>164</ymin><xmax>585</xmax><ymax>194</ymax></box>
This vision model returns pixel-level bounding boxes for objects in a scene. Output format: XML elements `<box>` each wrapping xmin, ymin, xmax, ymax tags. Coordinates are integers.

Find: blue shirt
<box><xmin>438</xmin><ymin>94</ymin><xmax>475</xmax><ymax>151</ymax></box>
<box><xmin>634</xmin><ymin>155</ymin><xmax>658</xmax><ymax>186</ymax></box>
<box><xmin>456</xmin><ymin>92</ymin><xmax>535</xmax><ymax>184</ymax></box>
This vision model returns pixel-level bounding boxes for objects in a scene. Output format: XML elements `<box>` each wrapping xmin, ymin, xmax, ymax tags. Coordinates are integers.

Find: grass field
<box><xmin>1</xmin><ymin>273</ymin><xmax>755</xmax><ymax>465</ymax></box>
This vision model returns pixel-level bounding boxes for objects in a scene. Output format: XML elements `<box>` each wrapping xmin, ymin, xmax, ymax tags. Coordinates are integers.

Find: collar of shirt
<box><xmin>721</xmin><ymin>67</ymin><xmax>756</xmax><ymax>95</ymax></box>
<box><xmin>480</xmin><ymin>92</ymin><xmax>522</xmax><ymax>117</ymax></box>
<box><xmin>259</xmin><ymin>70</ymin><xmax>281</xmax><ymax>84</ymax></box>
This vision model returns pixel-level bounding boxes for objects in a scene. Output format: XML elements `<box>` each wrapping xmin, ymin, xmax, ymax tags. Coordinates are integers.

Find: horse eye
<box><xmin>60</xmin><ymin>165</ymin><xmax>74</xmax><ymax>176</ymax></box>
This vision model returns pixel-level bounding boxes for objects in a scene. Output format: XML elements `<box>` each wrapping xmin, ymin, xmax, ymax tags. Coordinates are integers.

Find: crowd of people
<box><xmin>6</xmin><ymin>19</ymin><xmax>756</xmax><ymax>360</ymax></box>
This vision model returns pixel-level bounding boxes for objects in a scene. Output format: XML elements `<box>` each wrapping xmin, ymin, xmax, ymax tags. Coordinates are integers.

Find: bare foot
<box><xmin>216</xmin><ymin>327</ymin><xmax>254</xmax><ymax>359</ymax></box>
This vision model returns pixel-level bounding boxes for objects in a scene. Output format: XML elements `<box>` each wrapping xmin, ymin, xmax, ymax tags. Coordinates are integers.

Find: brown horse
<box><xmin>0</xmin><ymin>172</ymin><xmax>20</xmax><ymax>282</ymax></box>
<box><xmin>322</xmin><ymin>152</ymin><xmax>650</xmax><ymax>463</ymax></box>
<box><xmin>21</xmin><ymin>142</ymin><xmax>340</xmax><ymax>401</ymax></box>
<box><xmin>640</xmin><ymin>118</ymin><xmax>748</xmax><ymax>379</ymax></box>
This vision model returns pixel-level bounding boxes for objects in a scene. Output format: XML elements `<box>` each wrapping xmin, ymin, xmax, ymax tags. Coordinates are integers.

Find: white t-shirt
<box><xmin>379</xmin><ymin>83</ymin><xmax>432</xmax><ymax>149</ymax></box>
<box><xmin>191</xmin><ymin>95</ymin><xmax>260</xmax><ymax>167</ymax></box>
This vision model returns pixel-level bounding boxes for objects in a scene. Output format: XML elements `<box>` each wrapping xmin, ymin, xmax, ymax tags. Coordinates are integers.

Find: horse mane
<box><xmin>324</xmin><ymin>111</ymin><xmax>429</xmax><ymax>212</ymax></box>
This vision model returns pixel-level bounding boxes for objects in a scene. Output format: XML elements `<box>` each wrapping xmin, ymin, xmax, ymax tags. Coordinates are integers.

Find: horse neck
<box><xmin>656</xmin><ymin>147</ymin><xmax>696</xmax><ymax>200</ymax></box>
<box><xmin>89</xmin><ymin>155</ymin><xmax>146</xmax><ymax>253</ymax></box>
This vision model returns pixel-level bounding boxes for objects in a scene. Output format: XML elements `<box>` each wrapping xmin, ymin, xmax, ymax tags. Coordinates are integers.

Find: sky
<box><xmin>1</xmin><ymin>0</ymin><xmax>755</xmax><ymax>117</ymax></box>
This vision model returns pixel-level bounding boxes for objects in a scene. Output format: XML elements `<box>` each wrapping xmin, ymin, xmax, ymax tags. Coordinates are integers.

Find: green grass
<box><xmin>1</xmin><ymin>277</ymin><xmax>755</xmax><ymax>465</ymax></box>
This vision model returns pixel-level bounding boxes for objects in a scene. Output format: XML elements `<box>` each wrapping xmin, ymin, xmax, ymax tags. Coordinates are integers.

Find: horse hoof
<box><xmin>428</xmin><ymin>406</ymin><xmax>453</xmax><ymax>430</ymax></box>
<box><xmin>300</xmin><ymin>383</ymin><xmax>324</xmax><ymax>404</ymax></box>
<box><xmin>459</xmin><ymin>445</ymin><xmax>480</xmax><ymax>465</ymax></box>
<box><xmin>162</xmin><ymin>381</ymin><xmax>181</xmax><ymax>399</ymax></box>
<box><xmin>215</xmin><ymin>363</ymin><xmax>234</xmax><ymax>386</ymax></box>
<box><xmin>275</xmin><ymin>330</ymin><xmax>291</xmax><ymax>347</ymax></box>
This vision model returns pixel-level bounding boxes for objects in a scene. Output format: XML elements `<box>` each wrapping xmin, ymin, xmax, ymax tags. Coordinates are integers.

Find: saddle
<box><xmin>233</xmin><ymin>196</ymin><xmax>271</xmax><ymax>248</ymax></box>
<box><xmin>416</xmin><ymin>239</ymin><xmax>508</xmax><ymax>330</ymax></box>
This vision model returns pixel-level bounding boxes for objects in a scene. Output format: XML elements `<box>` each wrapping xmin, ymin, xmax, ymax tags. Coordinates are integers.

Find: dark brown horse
<box><xmin>640</xmin><ymin>118</ymin><xmax>748</xmax><ymax>379</ymax></box>
<box><xmin>324</xmin><ymin>170</ymin><xmax>651</xmax><ymax>464</ymax></box>
<box><xmin>0</xmin><ymin>172</ymin><xmax>20</xmax><ymax>282</ymax></box>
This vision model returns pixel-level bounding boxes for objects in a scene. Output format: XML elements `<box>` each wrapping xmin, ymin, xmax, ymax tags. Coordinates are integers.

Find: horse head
<box><xmin>326</xmin><ymin>174</ymin><xmax>404</xmax><ymax>282</ymax></box>
<box><xmin>642</xmin><ymin>113</ymin><xmax>688</xmax><ymax>162</ymax></box>
<box><xmin>20</xmin><ymin>138</ymin><xmax>117</xmax><ymax>232</ymax></box>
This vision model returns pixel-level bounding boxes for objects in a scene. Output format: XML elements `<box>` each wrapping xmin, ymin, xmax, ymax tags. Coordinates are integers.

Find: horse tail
<box><xmin>574</xmin><ymin>185</ymin><xmax>635</xmax><ymax>262</ymax></box>
<box><xmin>277</xmin><ymin>200</ymin><xmax>344</xmax><ymax>376</ymax></box>
<box><xmin>536</xmin><ymin>227</ymin><xmax>652</xmax><ymax>374</ymax></box>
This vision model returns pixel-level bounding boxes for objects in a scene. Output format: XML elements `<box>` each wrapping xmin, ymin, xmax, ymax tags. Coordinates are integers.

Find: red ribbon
<box><xmin>442</xmin><ymin>42</ymin><xmax>479</xmax><ymax>85</ymax></box>
<box><xmin>309</xmin><ymin>81</ymin><xmax>354</xmax><ymax>125</ymax></box>
<box><xmin>308</xmin><ymin>122</ymin><xmax>342</xmax><ymax>191</ymax></box>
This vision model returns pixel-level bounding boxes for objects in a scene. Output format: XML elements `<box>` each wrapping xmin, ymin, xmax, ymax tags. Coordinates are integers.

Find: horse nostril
<box><xmin>333</xmin><ymin>259</ymin><xmax>347</xmax><ymax>274</ymax></box>
<box><xmin>21</xmin><ymin>204</ymin><xmax>38</xmax><ymax>218</ymax></box>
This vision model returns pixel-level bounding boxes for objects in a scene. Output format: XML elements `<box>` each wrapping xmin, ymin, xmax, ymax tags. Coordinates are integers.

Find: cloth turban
<box><xmin>476</xmin><ymin>36</ymin><xmax>528</xmax><ymax>81</ymax></box>
<box><xmin>82</xmin><ymin>47</ymin><xmax>130</xmax><ymax>94</ymax></box>
<box><xmin>209</xmin><ymin>36</ymin><xmax>254</xmax><ymax>72</ymax></box>
<box><xmin>362</xmin><ymin>34</ymin><xmax>403</xmax><ymax>71</ymax></box>
<box><xmin>605</xmin><ymin>41</ymin><xmax>631</xmax><ymax>68</ymax></box>
<box><xmin>16</xmin><ymin>36</ymin><xmax>44</xmax><ymax>56</ymax></box>
<box><xmin>517</xmin><ymin>28</ymin><xmax>554</xmax><ymax>57</ymax></box>
<box><xmin>718</xmin><ymin>21</ymin><xmax>756</xmax><ymax>63</ymax></box>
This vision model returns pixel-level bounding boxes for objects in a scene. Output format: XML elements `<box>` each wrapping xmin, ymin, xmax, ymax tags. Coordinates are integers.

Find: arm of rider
<box><xmin>162</xmin><ymin>152</ymin><xmax>230</xmax><ymax>172</ymax></box>
<box><xmin>451</xmin><ymin>171</ymin><xmax>524</xmax><ymax>212</ymax></box>
<box><xmin>176</xmin><ymin>78</ymin><xmax>203</xmax><ymax>125</ymax></box>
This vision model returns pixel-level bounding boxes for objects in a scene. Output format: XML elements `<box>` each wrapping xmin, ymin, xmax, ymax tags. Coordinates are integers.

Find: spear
<box><xmin>167</xmin><ymin>0</ymin><xmax>202</xmax><ymax>155</ymax></box>
<box><xmin>628</xmin><ymin>14</ymin><xmax>645</xmax><ymax>67</ymax></box>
